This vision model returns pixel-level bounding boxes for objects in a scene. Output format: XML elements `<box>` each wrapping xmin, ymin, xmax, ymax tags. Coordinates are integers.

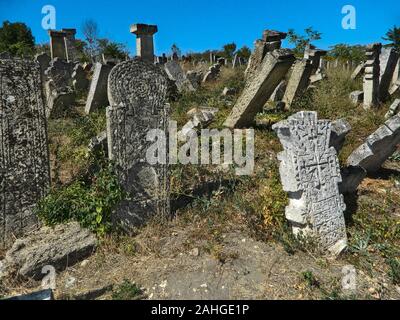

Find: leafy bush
<box><xmin>112</xmin><ymin>280</ymin><xmax>144</xmax><ymax>300</ymax></box>
<box><xmin>36</xmin><ymin>163</ymin><xmax>124</xmax><ymax>236</ymax></box>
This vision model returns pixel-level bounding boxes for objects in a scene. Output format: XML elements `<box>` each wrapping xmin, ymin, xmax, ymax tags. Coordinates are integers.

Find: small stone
<box><xmin>189</xmin><ymin>248</ymin><xmax>199</xmax><ymax>257</ymax></box>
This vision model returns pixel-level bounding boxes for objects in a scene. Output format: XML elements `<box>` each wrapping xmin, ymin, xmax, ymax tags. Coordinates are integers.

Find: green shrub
<box><xmin>387</xmin><ymin>258</ymin><xmax>400</xmax><ymax>285</ymax></box>
<box><xmin>36</xmin><ymin>163</ymin><xmax>124</xmax><ymax>236</ymax></box>
<box><xmin>112</xmin><ymin>280</ymin><xmax>144</xmax><ymax>300</ymax></box>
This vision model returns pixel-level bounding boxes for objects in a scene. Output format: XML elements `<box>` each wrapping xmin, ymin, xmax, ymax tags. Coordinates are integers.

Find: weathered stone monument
<box><xmin>304</xmin><ymin>45</ymin><xmax>327</xmax><ymax>75</ymax></box>
<box><xmin>35</xmin><ymin>53</ymin><xmax>51</xmax><ymax>77</ymax></box>
<box><xmin>72</xmin><ymin>64</ymin><xmax>89</xmax><ymax>91</ymax></box>
<box><xmin>48</xmin><ymin>30</ymin><xmax>67</xmax><ymax>60</ymax></box>
<box><xmin>385</xmin><ymin>99</ymin><xmax>400</xmax><ymax>119</ymax></box>
<box><xmin>224</xmin><ymin>49</ymin><xmax>295</xmax><ymax>128</ymax></box>
<box><xmin>107</xmin><ymin>58</ymin><xmax>170</xmax><ymax>230</ymax></box>
<box><xmin>379</xmin><ymin>47</ymin><xmax>400</xmax><ymax>101</ymax></box>
<box><xmin>130</xmin><ymin>24</ymin><xmax>158</xmax><ymax>63</ymax></box>
<box><xmin>0</xmin><ymin>59</ymin><xmax>50</xmax><ymax>247</ymax></box>
<box><xmin>272</xmin><ymin>111</ymin><xmax>347</xmax><ymax>255</ymax></box>
<box><xmin>202</xmin><ymin>63</ymin><xmax>221</xmax><ymax>83</ymax></box>
<box><xmin>282</xmin><ymin>58</ymin><xmax>313</xmax><ymax>110</ymax></box>
<box><xmin>351</xmin><ymin>62</ymin><xmax>365</xmax><ymax>80</ymax></box>
<box><xmin>85</xmin><ymin>63</ymin><xmax>112</xmax><ymax>114</ymax></box>
<box><xmin>164</xmin><ymin>60</ymin><xmax>195</xmax><ymax>92</ymax></box>
<box><xmin>245</xmin><ymin>30</ymin><xmax>287</xmax><ymax>80</ymax></box>
<box><xmin>347</xmin><ymin>112</ymin><xmax>400</xmax><ymax>172</ymax></box>
<box><xmin>363</xmin><ymin>43</ymin><xmax>382</xmax><ymax>109</ymax></box>
<box><xmin>349</xmin><ymin>90</ymin><xmax>364</xmax><ymax>105</ymax></box>
<box><xmin>62</xmin><ymin>28</ymin><xmax>78</xmax><ymax>62</ymax></box>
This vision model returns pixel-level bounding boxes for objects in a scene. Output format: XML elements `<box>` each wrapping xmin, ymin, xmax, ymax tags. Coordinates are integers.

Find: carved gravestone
<box><xmin>107</xmin><ymin>58</ymin><xmax>170</xmax><ymax>230</ymax></box>
<box><xmin>164</xmin><ymin>61</ymin><xmax>195</xmax><ymax>92</ymax></box>
<box><xmin>224</xmin><ymin>49</ymin><xmax>295</xmax><ymax>128</ymax></box>
<box><xmin>0</xmin><ymin>59</ymin><xmax>50</xmax><ymax>247</ymax></box>
<box><xmin>272</xmin><ymin>111</ymin><xmax>347</xmax><ymax>255</ymax></box>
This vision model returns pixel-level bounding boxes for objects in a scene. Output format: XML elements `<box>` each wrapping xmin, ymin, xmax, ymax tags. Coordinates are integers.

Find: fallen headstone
<box><xmin>385</xmin><ymin>99</ymin><xmax>400</xmax><ymax>119</ymax></box>
<box><xmin>1</xmin><ymin>222</ymin><xmax>96</xmax><ymax>279</ymax></box>
<box><xmin>347</xmin><ymin>112</ymin><xmax>400</xmax><ymax>172</ymax></box>
<box><xmin>349</xmin><ymin>90</ymin><xmax>364</xmax><ymax>105</ymax></box>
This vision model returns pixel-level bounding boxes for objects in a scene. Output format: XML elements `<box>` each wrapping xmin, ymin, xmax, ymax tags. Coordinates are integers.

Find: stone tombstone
<box><xmin>351</xmin><ymin>62</ymin><xmax>365</xmax><ymax>80</ymax></box>
<box><xmin>282</xmin><ymin>58</ymin><xmax>313</xmax><ymax>110</ymax></box>
<box><xmin>272</xmin><ymin>111</ymin><xmax>347</xmax><ymax>255</ymax></box>
<box><xmin>85</xmin><ymin>63</ymin><xmax>112</xmax><ymax>114</ymax></box>
<box><xmin>72</xmin><ymin>64</ymin><xmax>89</xmax><ymax>91</ymax></box>
<box><xmin>44</xmin><ymin>57</ymin><xmax>74</xmax><ymax>89</ymax></box>
<box><xmin>363</xmin><ymin>43</ymin><xmax>382</xmax><ymax>109</ymax></box>
<box><xmin>304</xmin><ymin>45</ymin><xmax>327</xmax><ymax>75</ymax></box>
<box><xmin>48</xmin><ymin>30</ymin><xmax>67</xmax><ymax>60</ymax></box>
<box><xmin>130</xmin><ymin>24</ymin><xmax>158</xmax><ymax>63</ymax></box>
<box><xmin>0</xmin><ymin>59</ymin><xmax>50</xmax><ymax>247</ymax></box>
<box><xmin>107</xmin><ymin>58</ymin><xmax>170</xmax><ymax>230</ymax></box>
<box><xmin>35</xmin><ymin>53</ymin><xmax>51</xmax><ymax>77</ymax></box>
<box><xmin>62</xmin><ymin>28</ymin><xmax>78</xmax><ymax>62</ymax></box>
<box><xmin>347</xmin><ymin>112</ymin><xmax>400</xmax><ymax>173</ymax></box>
<box><xmin>379</xmin><ymin>47</ymin><xmax>400</xmax><ymax>101</ymax></box>
<box><xmin>164</xmin><ymin>60</ymin><xmax>195</xmax><ymax>92</ymax></box>
<box><xmin>224</xmin><ymin>49</ymin><xmax>295</xmax><ymax>128</ymax></box>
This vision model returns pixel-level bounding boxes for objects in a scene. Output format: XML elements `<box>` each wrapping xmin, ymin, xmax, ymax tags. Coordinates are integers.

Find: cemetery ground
<box><xmin>1</xmin><ymin>65</ymin><xmax>400</xmax><ymax>300</ymax></box>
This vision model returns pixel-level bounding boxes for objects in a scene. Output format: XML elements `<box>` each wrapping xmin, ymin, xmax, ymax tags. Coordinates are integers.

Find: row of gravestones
<box><xmin>349</xmin><ymin>45</ymin><xmax>400</xmax><ymax>108</ymax></box>
<box><xmin>2</xmin><ymin>30</ymin><xmax>400</xmax><ymax>255</ymax></box>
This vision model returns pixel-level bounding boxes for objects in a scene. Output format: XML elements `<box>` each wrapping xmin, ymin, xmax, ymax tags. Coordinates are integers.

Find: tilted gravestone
<box><xmin>164</xmin><ymin>60</ymin><xmax>195</xmax><ymax>92</ymax></box>
<box><xmin>85</xmin><ymin>63</ymin><xmax>112</xmax><ymax>114</ymax></box>
<box><xmin>379</xmin><ymin>47</ymin><xmax>399</xmax><ymax>101</ymax></box>
<box><xmin>282</xmin><ymin>58</ymin><xmax>313</xmax><ymax>110</ymax></box>
<box><xmin>0</xmin><ymin>59</ymin><xmax>51</xmax><ymax>247</ymax></box>
<box><xmin>224</xmin><ymin>49</ymin><xmax>295</xmax><ymax>128</ymax></box>
<box><xmin>107</xmin><ymin>58</ymin><xmax>170</xmax><ymax>230</ymax></box>
<box><xmin>347</xmin><ymin>112</ymin><xmax>400</xmax><ymax>173</ymax></box>
<box><xmin>272</xmin><ymin>111</ymin><xmax>347</xmax><ymax>255</ymax></box>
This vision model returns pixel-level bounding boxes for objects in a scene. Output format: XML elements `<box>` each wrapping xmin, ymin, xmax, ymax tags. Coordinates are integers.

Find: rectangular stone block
<box><xmin>224</xmin><ymin>49</ymin><xmax>295</xmax><ymax>128</ymax></box>
<box><xmin>0</xmin><ymin>59</ymin><xmax>51</xmax><ymax>247</ymax></box>
<box><xmin>107</xmin><ymin>58</ymin><xmax>170</xmax><ymax>230</ymax></box>
<box><xmin>85</xmin><ymin>63</ymin><xmax>112</xmax><ymax>114</ymax></box>
<box><xmin>282</xmin><ymin>58</ymin><xmax>313</xmax><ymax>109</ymax></box>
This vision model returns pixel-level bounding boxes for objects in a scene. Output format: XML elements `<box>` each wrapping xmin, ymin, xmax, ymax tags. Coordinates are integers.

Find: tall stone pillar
<box><xmin>48</xmin><ymin>30</ymin><xmax>67</xmax><ymax>60</ymax></box>
<box><xmin>130</xmin><ymin>24</ymin><xmax>158</xmax><ymax>62</ymax></box>
<box><xmin>62</xmin><ymin>28</ymin><xmax>77</xmax><ymax>62</ymax></box>
<box><xmin>363</xmin><ymin>43</ymin><xmax>382</xmax><ymax>109</ymax></box>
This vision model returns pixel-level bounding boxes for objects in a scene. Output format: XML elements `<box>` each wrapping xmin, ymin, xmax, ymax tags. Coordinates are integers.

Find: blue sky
<box><xmin>0</xmin><ymin>0</ymin><xmax>399</xmax><ymax>55</ymax></box>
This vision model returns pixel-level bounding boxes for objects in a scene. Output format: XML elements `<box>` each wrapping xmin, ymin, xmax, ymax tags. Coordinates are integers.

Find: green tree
<box><xmin>287</xmin><ymin>27</ymin><xmax>322</xmax><ymax>56</ymax></box>
<box><xmin>383</xmin><ymin>25</ymin><xmax>400</xmax><ymax>52</ymax></box>
<box><xmin>236</xmin><ymin>45</ymin><xmax>251</xmax><ymax>60</ymax></box>
<box><xmin>97</xmin><ymin>38</ymin><xmax>128</xmax><ymax>60</ymax></box>
<box><xmin>0</xmin><ymin>21</ymin><xmax>35</xmax><ymax>56</ymax></box>
<box><xmin>329</xmin><ymin>44</ymin><xmax>365</xmax><ymax>63</ymax></box>
<box><xmin>222</xmin><ymin>42</ymin><xmax>237</xmax><ymax>59</ymax></box>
